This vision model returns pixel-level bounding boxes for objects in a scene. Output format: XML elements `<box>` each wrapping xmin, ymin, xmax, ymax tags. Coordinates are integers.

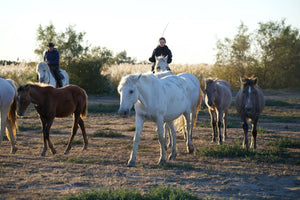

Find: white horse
<box><xmin>0</xmin><ymin>78</ymin><xmax>18</xmax><ymax>153</ymax></box>
<box><xmin>154</xmin><ymin>56</ymin><xmax>204</xmax><ymax>148</ymax></box>
<box><xmin>36</xmin><ymin>62</ymin><xmax>69</xmax><ymax>87</ymax></box>
<box><xmin>118</xmin><ymin>73</ymin><xmax>195</xmax><ymax>167</ymax></box>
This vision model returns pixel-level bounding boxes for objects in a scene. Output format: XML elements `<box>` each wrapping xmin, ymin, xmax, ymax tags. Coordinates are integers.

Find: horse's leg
<box><xmin>64</xmin><ymin>112</ymin><xmax>80</xmax><ymax>154</ymax></box>
<box><xmin>156</xmin><ymin>118</ymin><xmax>167</xmax><ymax>165</ymax></box>
<box><xmin>250</xmin><ymin>118</ymin><xmax>258</xmax><ymax>149</ymax></box>
<box><xmin>223</xmin><ymin>110</ymin><xmax>228</xmax><ymax>142</ymax></box>
<box><xmin>183</xmin><ymin>112</ymin><xmax>194</xmax><ymax>153</ymax></box>
<box><xmin>5</xmin><ymin>119</ymin><xmax>17</xmax><ymax>154</ymax></box>
<box><xmin>168</xmin><ymin>122</ymin><xmax>177</xmax><ymax>160</ymax></box>
<box><xmin>78</xmin><ymin>117</ymin><xmax>88</xmax><ymax>151</ymax></box>
<box><xmin>40</xmin><ymin>117</ymin><xmax>48</xmax><ymax>156</ymax></box>
<box><xmin>190</xmin><ymin>106</ymin><xmax>197</xmax><ymax>141</ymax></box>
<box><xmin>44</xmin><ymin>118</ymin><xmax>56</xmax><ymax>155</ymax></box>
<box><xmin>241</xmin><ymin>115</ymin><xmax>249</xmax><ymax>149</ymax></box>
<box><xmin>217</xmin><ymin>109</ymin><xmax>223</xmax><ymax>145</ymax></box>
<box><xmin>164</xmin><ymin>122</ymin><xmax>171</xmax><ymax>149</ymax></box>
<box><xmin>209</xmin><ymin>109</ymin><xmax>216</xmax><ymax>143</ymax></box>
<box><xmin>127</xmin><ymin>115</ymin><xmax>145</xmax><ymax>167</ymax></box>
<box><xmin>0</xmin><ymin>109</ymin><xmax>8</xmax><ymax>146</ymax></box>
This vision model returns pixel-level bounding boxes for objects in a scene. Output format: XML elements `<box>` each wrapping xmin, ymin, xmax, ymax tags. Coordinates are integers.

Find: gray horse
<box><xmin>204</xmin><ymin>78</ymin><xmax>232</xmax><ymax>144</ymax></box>
<box><xmin>235</xmin><ymin>77</ymin><xmax>265</xmax><ymax>149</ymax></box>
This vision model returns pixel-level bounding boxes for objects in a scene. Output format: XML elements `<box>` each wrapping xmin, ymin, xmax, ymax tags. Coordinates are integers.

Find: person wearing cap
<box><xmin>44</xmin><ymin>43</ymin><xmax>62</xmax><ymax>87</ymax></box>
<box><xmin>149</xmin><ymin>37</ymin><xmax>173</xmax><ymax>73</ymax></box>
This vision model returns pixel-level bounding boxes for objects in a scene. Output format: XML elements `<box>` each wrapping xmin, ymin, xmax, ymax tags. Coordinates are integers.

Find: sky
<box><xmin>1</xmin><ymin>0</ymin><xmax>300</xmax><ymax>64</ymax></box>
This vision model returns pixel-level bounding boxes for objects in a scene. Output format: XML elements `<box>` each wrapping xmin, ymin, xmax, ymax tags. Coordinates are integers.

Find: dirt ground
<box><xmin>0</xmin><ymin>92</ymin><xmax>299</xmax><ymax>200</ymax></box>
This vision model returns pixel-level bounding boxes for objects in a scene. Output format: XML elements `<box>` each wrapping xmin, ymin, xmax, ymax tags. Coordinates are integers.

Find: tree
<box><xmin>114</xmin><ymin>50</ymin><xmax>136</xmax><ymax>64</ymax></box>
<box><xmin>256</xmin><ymin>19</ymin><xmax>300</xmax><ymax>88</ymax></box>
<box><xmin>213</xmin><ymin>22</ymin><xmax>255</xmax><ymax>88</ymax></box>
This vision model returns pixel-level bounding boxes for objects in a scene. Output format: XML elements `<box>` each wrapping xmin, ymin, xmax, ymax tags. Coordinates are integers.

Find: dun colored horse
<box><xmin>235</xmin><ymin>77</ymin><xmax>265</xmax><ymax>149</ymax></box>
<box><xmin>17</xmin><ymin>83</ymin><xmax>88</xmax><ymax>156</ymax></box>
<box><xmin>0</xmin><ymin>78</ymin><xmax>18</xmax><ymax>153</ymax></box>
<box><xmin>205</xmin><ymin>78</ymin><xmax>232</xmax><ymax>144</ymax></box>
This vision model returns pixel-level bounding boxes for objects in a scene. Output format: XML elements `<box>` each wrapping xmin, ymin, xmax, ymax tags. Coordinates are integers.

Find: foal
<box><xmin>17</xmin><ymin>83</ymin><xmax>88</xmax><ymax>156</ymax></box>
<box><xmin>205</xmin><ymin>78</ymin><xmax>232</xmax><ymax>144</ymax></box>
<box><xmin>235</xmin><ymin>77</ymin><xmax>265</xmax><ymax>149</ymax></box>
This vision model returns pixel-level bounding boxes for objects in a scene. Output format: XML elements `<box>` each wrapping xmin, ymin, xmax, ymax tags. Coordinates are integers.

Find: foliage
<box><xmin>88</xmin><ymin>103</ymin><xmax>119</xmax><ymax>114</ymax></box>
<box><xmin>213</xmin><ymin>19</ymin><xmax>300</xmax><ymax>89</ymax></box>
<box><xmin>62</xmin><ymin>185</ymin><xmax>202</xmax><ymax>200</ymax></box>
<box><xmin>91</xmin><ymin>129</ymin><xmax>125</xmax><ymax>138</ymax></box>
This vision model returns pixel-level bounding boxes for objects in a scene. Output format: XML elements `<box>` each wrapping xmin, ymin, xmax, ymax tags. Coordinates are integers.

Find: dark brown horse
<box><xmin>17</xmin><ymin>83</ymin><xmax>88</xmax><ymax>156</ymax></box>
<box><xmin>235</xmin><ymin>77</ymin><xmax>265</xmax><ymax>149</ymax></box>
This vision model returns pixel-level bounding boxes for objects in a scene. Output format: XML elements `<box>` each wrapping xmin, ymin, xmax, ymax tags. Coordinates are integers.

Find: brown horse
<box><xmin>235</xmin><ymin>77</ymin><xmax>265</xmax><ymax>149</ymax></box>
<box><xmin>204</xmin><ymin>78</ymin><xmax>232</xmax><ymax>144</ymax></box>
<box><xmin>17</xmin><ymin>83</ymin><xmax>88</xmax><ymax>156</ymax></box>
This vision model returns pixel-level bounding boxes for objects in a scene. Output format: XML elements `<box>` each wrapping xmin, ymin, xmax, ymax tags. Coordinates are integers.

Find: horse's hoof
<box><xmin>64</xmin><ymin>151</ymin><xmax>69</xmax><ymax>155</ymax></box>
<box><xmin>168</xmin><ymin>153</ymin><xmax>177</xmax><ymax>160</ymax></box>
<box><xmin>127</xmin><ymin>161</ymin><xmax>135</xmax><ymax>167</ymax></box>
<box><xmin>82</xmin><ymin>147</ymin><xmax>87</xmax><ymax>151</ymax></box>
<box><xmin>51</xmin><ymin>149</ymin><xmax>56</xmax><ymax>155</ymax></box>
<box><xmin>41</xmin><ymin>152</ymin><xmax>46</xmax><ymax>157</ymax></box>
<box><xmin>187</xmin><ymin>146</ymin><xmax>194</xmax><ymax>154</ymax></box>
<box><xmin>158</xmin><ymin>159</ymin><xmax>166</xmax><ymax>165</ymax></box>
<box><xmin>11</xmin><ymin>147</ymin><xmax>18</xmax><ymax>154</ymax></box>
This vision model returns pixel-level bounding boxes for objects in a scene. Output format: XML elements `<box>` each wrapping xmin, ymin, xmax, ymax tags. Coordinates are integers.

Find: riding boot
<box><xmin>57</xmin><ymin>78</ymin><xmax>63</xmax><ymax>88</ymax></box>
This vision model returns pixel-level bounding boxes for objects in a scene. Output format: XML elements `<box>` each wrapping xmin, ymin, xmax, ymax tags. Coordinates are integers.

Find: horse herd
<box><xmin>0</xmin><ymin>58</ymin><xmax>265</xmax><ymax>167</ymax></box>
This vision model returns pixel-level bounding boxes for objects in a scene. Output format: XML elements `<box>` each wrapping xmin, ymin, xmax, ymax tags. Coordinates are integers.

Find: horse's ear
<box><xmin>134</xmin><ymin>74</ymin><xmax>142</xmax><ymax>83</ymax></box>
<box><xmin>214</xmin><ymin>78</ymin><xmax>218</xmax><ymax>82</ymax></box>
<box><xmin>164</xmin><ymin>55</ymin><xmax>168</xmax><ymax>61</ymax></box>
<box><xmin>253</xmin><ymin>78</ymin><xmax>258</xmax><ymax>86</ymax></box>
<box><xmin>240</xmin><ymin>77</ymin><xmax>244</xmax><ymax>83</ymax></box>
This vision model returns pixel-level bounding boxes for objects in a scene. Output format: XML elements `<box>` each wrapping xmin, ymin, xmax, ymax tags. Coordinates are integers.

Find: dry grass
<box><xmin>0</xmin><ymin>62</ymin><xmax>36</xmax><ymax>84</ymax></box>
<box><xmin>101</xmin><ymin>63</ymin><xmax>212</xmax><ymax>89</ymax></box>
<box><xmin>0</xmin><ymin>91</ymin><xmax>299</xmax><ymax>199</ymax></box>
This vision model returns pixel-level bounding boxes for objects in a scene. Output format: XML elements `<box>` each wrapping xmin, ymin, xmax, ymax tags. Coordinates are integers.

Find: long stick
<box><xmin>161</xmin><ymin>23</ymin><xmax>169</xmax><ymax>37</ymax></box>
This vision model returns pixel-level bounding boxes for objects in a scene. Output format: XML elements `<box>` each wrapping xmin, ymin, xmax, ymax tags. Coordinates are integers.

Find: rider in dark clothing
<box><xmin>149</xmin><ymin>37</ymin><xmax>172</xmax><ymax>72</ymax></box>
<box><xmin>44</xmin><ymin>43</ymin><xmax>62</xmax><ymax>87</ymax></box>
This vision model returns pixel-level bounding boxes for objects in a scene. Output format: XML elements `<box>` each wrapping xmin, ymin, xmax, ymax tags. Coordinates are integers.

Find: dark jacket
<box><xmin>149</xmin><ymin>45</ymin><xmax>172</xmax><ymax>63</ymax></box>
<box><xmin>44</xmin><ymin>48</ymin><xmax>60</xmax><ymax>69</ymax></box>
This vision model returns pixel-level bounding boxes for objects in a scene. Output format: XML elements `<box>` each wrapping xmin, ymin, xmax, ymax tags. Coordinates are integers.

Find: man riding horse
<box><xmin>44</xmin><ymin>43</ymin><xmax>63</xmax><ymax>87</ymax></box>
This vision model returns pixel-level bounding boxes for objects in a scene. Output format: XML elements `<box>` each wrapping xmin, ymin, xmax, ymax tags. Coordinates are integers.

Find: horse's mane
<box><xmin>37</xmin><ymin>62</ymin><xmax>50</xmax><ymax>72</ymax></box>
<box><xmin>240</xmin><ymin>76</ymin><xmax>258</xmax><ymax>89</ymax></box>
<box><xmin>18</xmin><ymin>82</ymin><xmax>54</xmax><ymax>92</ymax></box>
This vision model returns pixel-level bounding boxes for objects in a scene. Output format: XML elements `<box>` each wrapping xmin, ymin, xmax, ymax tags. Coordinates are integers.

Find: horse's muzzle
<box><xmin>17</xmin><ymin>111</ymin><xmax>24</xmax><ymax>116</ymax></box>
<box><xmin>118</xmin><ymin>109</ymin><xmax>130</xmax><ymax>118</ymax></box>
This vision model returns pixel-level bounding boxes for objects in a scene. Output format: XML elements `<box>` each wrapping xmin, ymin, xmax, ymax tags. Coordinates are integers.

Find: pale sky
<box><xmin>1</xmin><ymin>0</ymin><xmax>300</xmax><ymax>64</ymax></box>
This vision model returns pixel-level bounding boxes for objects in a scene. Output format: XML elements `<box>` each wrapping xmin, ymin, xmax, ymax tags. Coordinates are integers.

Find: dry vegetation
<box><xmin>0</xmin><ymin>90</ymin><xmax>299</xmax><ymax>199</ymax></box>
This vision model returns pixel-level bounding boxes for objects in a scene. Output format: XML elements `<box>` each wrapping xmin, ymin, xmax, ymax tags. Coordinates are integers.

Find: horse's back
<box><xmin>217</xmin><ymin>80</ymin><xmax>232</xmax><ymax>107</ymax></box>
<box><xmin>0</xmin><ymin>78</ymin><xmax>15</xmax><ymax>106</ymax></box>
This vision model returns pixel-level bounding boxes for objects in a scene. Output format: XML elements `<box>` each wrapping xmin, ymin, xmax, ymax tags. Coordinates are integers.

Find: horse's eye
<box><xmin>129</xmin><ymin>90</ymin><xmax>134</xmax><ymax>94</ymax></box>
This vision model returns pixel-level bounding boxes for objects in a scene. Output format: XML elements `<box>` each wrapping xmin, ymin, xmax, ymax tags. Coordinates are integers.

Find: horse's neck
<box><xmin>29</xmin><ymin>86</ymin><xmax>47</xmax><ymax>105</ymax></box>
<box><xmin>136</xmin><ymin>78</ymin><xmax>159</xmax><ymax>108</ymax></box>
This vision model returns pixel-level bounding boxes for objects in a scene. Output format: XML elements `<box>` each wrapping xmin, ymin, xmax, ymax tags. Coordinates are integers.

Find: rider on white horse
<box><xmin>44</xmin><ymin>43</ymin><xmax>63</xmax><ymax>87</ymax></box>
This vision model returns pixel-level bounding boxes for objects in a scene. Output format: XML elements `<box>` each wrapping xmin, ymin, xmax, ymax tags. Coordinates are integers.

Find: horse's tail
<box><xmin>81</xmin><ymin>91</ymin><xmax>88</xmax><ymax>118</ymax></box>
<box><xmin>6</xmin><ymin>79</ymin><xmax>18</xmax><ymax>140</ymax></box>
<box><xmin>194</xmin><ymin>87</ymin><xmax>204</xmax><ymax>127</ymax></box>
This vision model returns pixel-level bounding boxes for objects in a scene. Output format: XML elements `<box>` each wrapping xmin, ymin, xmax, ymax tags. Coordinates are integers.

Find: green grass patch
<box><xmin>152</xmin><ymin>162</ymin><xmax>194</xmax><ymax>170</ymax></box>
<box><xmin>18</xmin><ymin>124</ymin><xmax>40</xmax><ymax>131</ymax></box>
<box><xmin>267</xmin><ymin>137</ymin><xmax>300</xmax><ymax>149</ymax></box>
<box><xmin>55</xmin><ymin>139</ymin><xmax>83</xmax><ymax>145</ymax></box>
<box><xmin>196</xmin><ymin>121</ymin><xmax>211</xmax><ymax>128</ymax></box>
<box><xmin>196</xmin><ymin>143</ymin><xmax>291</xmax><ymax>164</ymax></box>
<box><xmin>54</xmin><ymin>156</ymin><xmax>106</xmax><ymax>164</ymax></box>
<box><xmin>126</xmin><ymin>126</ymin><xmax>136</xmax><ymax>131</ymax></box>
<box><xmin>88</xmin><ymin>103</ymin><xmax>119</xmax><ymax>114</ymax></box>
<box><xmin>91</xmin><ymin>129</ymin><xmax>125</xmax><ymax>138</ymax></box>
<box><xmin>261</xmin><ymin>115</ymin><xmax>297</xmax><ymax>123</ymax></box>
<box><xmin>62</xmin><ymin>185</ymin><xmax>202</xmax><ymax>200</ymax></box>
<box><xmin>265</xmin><ymin>99</ymin><xmax>299</xmax><ymax>108</ymax></box>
